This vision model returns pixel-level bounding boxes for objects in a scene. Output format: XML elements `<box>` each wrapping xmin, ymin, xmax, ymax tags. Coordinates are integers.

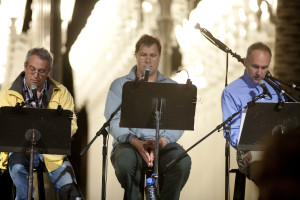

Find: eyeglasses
<box><xmin>27</xmin><ymin>66</ymin><xmax>48</xmax><ymax>76</ymax></box>
<box><xmin>137</xmin><ymin>53</ymin><xmax>159</xmax><ymax>62</ymax></box>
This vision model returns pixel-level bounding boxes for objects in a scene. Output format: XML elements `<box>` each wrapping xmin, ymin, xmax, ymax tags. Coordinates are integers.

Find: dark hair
<box><xmin>246</xmin><ymin>42</ymin><xmax>272</xmax><ymax>63</ymax></box>
<box><xmin>134</xmin><ymin>34</ymin><xmax>162</xmax><ymax>55</ymax></box>
<box><xmin>24</xmin><ymin>47</ymin><xmax>53</xmax><ymax>70</ymax></box>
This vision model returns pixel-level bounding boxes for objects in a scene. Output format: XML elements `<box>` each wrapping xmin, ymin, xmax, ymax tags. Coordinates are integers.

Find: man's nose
<box><xmin>257</xmin><ymin>68</ymin><xmax>262</xmax><ymax>75</ymax></box>
<box><xmin>33</xmin><ymin>71</ymin><xmax>39</xmax><ymax>77</ymax></box>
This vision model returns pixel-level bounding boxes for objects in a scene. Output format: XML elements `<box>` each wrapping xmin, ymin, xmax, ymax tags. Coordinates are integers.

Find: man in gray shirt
<box><xmin>104</xmin><ymin>34</ymin><xmax>191</xmax><ymax>200</ymax></box>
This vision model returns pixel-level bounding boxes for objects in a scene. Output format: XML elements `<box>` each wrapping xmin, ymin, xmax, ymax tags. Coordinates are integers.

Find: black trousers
<box><xmin>111</xmin><ymin>143</ymin><xmax>191</xmax><ymax>200</ymax></box>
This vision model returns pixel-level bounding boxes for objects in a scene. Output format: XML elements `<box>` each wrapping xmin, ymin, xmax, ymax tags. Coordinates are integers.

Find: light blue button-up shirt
<box><xmin>221</xmin><ymin>70</ymin><xmax>284</xmax><ymax>149</ymax></box>
<box><xmin>104</xmin><ymin>66</ymin><xmax>184</xmax><ymax>153</ymax></box>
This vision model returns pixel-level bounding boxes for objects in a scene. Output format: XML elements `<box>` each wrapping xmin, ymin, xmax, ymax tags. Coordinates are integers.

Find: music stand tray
<box><xmin>0</xmin><ymin>106</ymin><xmax>72</xmax><ymax>155</ymax></box>
<box><xmin>120</xmin><ymin>82</ymin><xmax>197</xmax><ymax>130</ymax></box>
<box><xmin>238</xmin><ymin>102</ymin><xmax>300</xmax><ymax>151</ymax></box>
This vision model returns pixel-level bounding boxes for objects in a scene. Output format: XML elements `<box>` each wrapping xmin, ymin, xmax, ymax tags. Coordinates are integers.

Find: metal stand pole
<box><xmin>101</xmin><ymin>129</ymin><xmax>108</xmax><ymax>200</ymax></box>
<box><xmin>25</xmin><ymin>129</ymin><xmax>41</xmax><ymax>200</ymax></box>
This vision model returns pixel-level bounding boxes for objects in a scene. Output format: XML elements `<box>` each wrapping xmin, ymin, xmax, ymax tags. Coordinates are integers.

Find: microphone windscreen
<box><xmin>30</xmin><ymin>84</ymin><xmax>38</xmax><ymax>104</ymax></box>
<box><xmin>30</xmin><ymin>84</ymin><xmax>37</xmax><ymax>90</ymax></box>
<box><xmin>144</xmin><ymin>66</ymin><xmax>151</xmax><ymax>82</ymax></box>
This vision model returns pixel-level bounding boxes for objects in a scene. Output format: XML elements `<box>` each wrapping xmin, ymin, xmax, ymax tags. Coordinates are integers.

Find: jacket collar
<box><xmin>9</xmin><ymin>71</ymin><xmax>59</xmax><ymax>107</ymax></box>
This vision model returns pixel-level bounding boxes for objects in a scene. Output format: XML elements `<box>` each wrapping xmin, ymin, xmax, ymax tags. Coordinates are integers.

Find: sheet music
<box><xmin>238</xmin><ymin>108</ymin><xmax>248</xmax><ymax>144</ymax></box>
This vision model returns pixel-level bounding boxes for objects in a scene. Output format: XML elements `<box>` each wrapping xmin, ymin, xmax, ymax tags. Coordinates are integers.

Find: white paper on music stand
<box><xmin>238</xmin><ymin>108</ymin><xmax>247</xmax><ymax>144</ymax></box>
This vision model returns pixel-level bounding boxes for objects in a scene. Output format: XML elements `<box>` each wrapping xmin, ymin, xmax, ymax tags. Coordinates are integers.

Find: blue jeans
<box><xmin>8</xmin><ymin>153</ymin><xmax>77</xmax><ymax>200</ymax></box>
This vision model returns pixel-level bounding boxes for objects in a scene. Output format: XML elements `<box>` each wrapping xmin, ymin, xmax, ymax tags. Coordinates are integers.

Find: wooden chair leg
<box><xmin>36</xmin><ymin>168</ymin><xmax>46</xmax><ymax>200</ymax></box>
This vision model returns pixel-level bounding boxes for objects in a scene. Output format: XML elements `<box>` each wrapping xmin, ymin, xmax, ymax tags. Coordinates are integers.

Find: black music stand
<box><xmin>120</xmin><ymin>82</ymin><xmax>197</xmax><ymax>130</ymax></box>
<box><xmin>0</xmin><ymin>106</ymin><xmax>72</xmax><ymax>200</ymax></box>
<box><xmin>120</xmin><ymin>81</ymin><xmax>197</xmax><ymax>197</ymax></box>
<box><xmin>238</xmin><ymin>102</ymin><xmax>300</xmax><ymax>151</ymax></box>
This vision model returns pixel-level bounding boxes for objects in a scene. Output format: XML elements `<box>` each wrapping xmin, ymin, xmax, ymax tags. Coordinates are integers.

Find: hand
<box><xmin>240</xmin><ymin>150</ymin><xmax>252</xmax><ymax>166</ymax></box>
<box><xmin>159</xmin><ymin>137</ymin><xmax>168</xmax><ymax>150</ymax></box>
<box><xmin>130</xmin><ymin>138</ymin><xmax>154</xmax><ymax>167</ymax></box>
<box><xmin>144</xmin><ymin>137</ymin><xmax>167</xmax><ymax>151</ymax></box>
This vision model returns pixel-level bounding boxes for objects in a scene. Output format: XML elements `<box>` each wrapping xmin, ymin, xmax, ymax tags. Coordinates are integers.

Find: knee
<box><xmin>112</xmin><ymin>145</ymin><xmax>141</xmax><ymax>178</ymax></box>
<box><xmin>114</xmin><ymin>158</ymin><xmax>137</xmax><ymax>178</ymax></box>
<box><xmin>175</xmin><ymin>155</ymin><xmax>191</xmax><ymax>174</ymax></box>
<box><xmin>10</xmin><ymin>163</ymin><xmax>26</xmax><ymax>174</ymax></box>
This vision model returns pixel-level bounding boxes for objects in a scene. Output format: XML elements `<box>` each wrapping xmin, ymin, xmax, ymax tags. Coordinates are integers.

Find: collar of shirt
<box><xmin>128</xmin><ymin>65</ymin><xmax>166</xmax><ymax>82</ymax></box>
<box><xmin>242</xmin><ymin>70</ymin><xmax>258</xmax><ymax>89</ymax></box>
<box><xmin>23</xmin><ymin>77</ymin><xmax>48</xmax><ymax>108</ymax></box>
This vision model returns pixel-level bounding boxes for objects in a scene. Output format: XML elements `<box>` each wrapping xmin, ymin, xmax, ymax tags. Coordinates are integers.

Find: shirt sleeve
<box><xmin>104</xmin><ymin>80</ymin><xmax>137</xmax><ymax>143</ymax></box>
<box><xmin>221</xmin><ymin>89</ymin><xmax>242</xmax><ymax>149</ymax></box>
<box><xmin>57</xmin><ymin>85</ymin><xmax>78</xmax><ymax>136</ymax></box>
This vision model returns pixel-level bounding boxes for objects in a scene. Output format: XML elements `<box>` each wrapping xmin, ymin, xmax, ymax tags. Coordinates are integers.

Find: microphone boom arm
<box><xmin>80</xmin><ymin>104</ymin><xmax>121</xmax><ymax>156</ymax></box>
<box><xmin>195</xmin><ymin>23</ymin><xmax>244</xmax><ymax>65</ymax></box>
<box><xmin>266</xmin><ymin>73</ymin><xmax>300</xmax><ymax>92</ymax></box>
<box><xmin>165</xmin><ymin>91</ymin><xmax>266</xmax><ymax>171</ymax></box>
<box><xmin>264</xmin><ymin>77</ymin><xmax>298</xmax><ymax>102</ymax></box>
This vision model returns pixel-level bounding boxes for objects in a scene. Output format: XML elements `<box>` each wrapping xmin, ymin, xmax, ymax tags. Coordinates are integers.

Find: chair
<box><xmin>35</xmin><ymin>166</ymin><xmax>46</xmax><ymax>200</ymax></box>
<box><xmin>229</xmin><ymin>169</ymin><xmax>246</xmax><ymax>200</ymax></box>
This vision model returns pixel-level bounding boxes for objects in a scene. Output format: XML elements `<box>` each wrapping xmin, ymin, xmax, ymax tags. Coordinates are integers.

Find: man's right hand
<box><xmin>130</xmin><ymin>138</ymin><xmax>154</xmax><ymax>167</ymax></box>
<box><xmin>237</xmin><ymin>150</ymin><xmax>252</xmax><ymax>174</ymax></box>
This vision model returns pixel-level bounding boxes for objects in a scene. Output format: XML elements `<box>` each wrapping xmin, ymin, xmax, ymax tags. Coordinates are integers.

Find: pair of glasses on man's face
<box><xmin>27</xmin><ymin>66</ymin><xmax>48</xmax><ymax>76</ymax></box>
<box><xmin>137</xmin><ymin>53</ymin><xmax>159</xmax><ymax>62</ymax></box>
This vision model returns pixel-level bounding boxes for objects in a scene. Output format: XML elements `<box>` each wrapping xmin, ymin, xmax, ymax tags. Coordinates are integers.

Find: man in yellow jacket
<box><xmin>0</xmin><ymin>47</ymin><xmax>82</xmax><ymax>199</ymax></box>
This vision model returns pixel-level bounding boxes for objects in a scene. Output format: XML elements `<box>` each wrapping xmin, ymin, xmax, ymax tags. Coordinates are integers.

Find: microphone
<box><xmin>266</xmin><ymin>71</ymin><xmax>300</xmax><ymax>92</ymax></box>
<box><xmin>265</xmin><ymin>71</ymin><xmax>272</xmax><ymax>78</ymax></box>
<box><xmin>144</xmin><ymin>66</ymin><xmax>151</xmax><ymax>82</ymax></box>
<box><xmin>177</xmin><ymin>69</ymin><xmax>192</xmax><ymax>90</ymax></box>
<box><xmin>259</xmin><ymin>80</ymin><xmax>272</xmax><ymax>99</ymax></box>
<box><xmin>194</xmin><ymin>23</ymin><xmax>229</xmax><ymax>53</ymax></box>
<box><xmin>30</xmin><ymin>84</ymin><xmax>38</xmax><ymax>105</ymax></box>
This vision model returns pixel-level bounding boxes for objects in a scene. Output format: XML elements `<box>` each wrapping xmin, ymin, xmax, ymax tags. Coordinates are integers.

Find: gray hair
<box><xmin>246</xmin><ymin>42</ymin><xmax>272</xmax><ymax>62</ymax></box>
<box><xmin>24</xmin><ymin>47</ymin><xmax>53</xmax><ymax>70</ymax></box>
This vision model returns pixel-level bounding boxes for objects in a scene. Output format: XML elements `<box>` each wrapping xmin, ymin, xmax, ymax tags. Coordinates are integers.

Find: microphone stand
<box><xmin>266</xmin><ymin>72</ymin><xmax>300</xmax><ymax>92</ymax></box>
<box><xmin>13</xmin><ymin>99</ymin><xmax>34</xmax><ymax>111</ymax></box>
<box><xmin>164</xmin><ymin>91</ymin><xmax>268</xmax><ymax>200</ymax></box>
<box><xmin>264</xmin><ymin>77</ymin><xmax>298</xmax><ymax>102</ymax></box>
<box><xmin>194</xmin><ymin>23</ymin><xmax>245</xmax><ymax>64</ymax></box>
<box><xmin>194</xmin><ymin>23</ymin><xmax>246</xmax><ymax>200</ymax></box>
<box><xmin>80</xmin><ymin>104</ymin><xmax>121</xmax><ymax>200</ymax></box>
<box><xmin>224</xmin><ymin>122</ymin><xmax>231</xmax><ymax>200</ymax></box>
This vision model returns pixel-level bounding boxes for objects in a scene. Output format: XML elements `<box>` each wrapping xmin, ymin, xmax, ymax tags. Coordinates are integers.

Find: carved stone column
<box><xmin>158</xmin><ymin>0</ymin><xmax>173</xmax><ymax>76</ymax></box>
<box><xmin>50</xmin><ymin>0</ymin><xmax>62</xmax><ymax>82</ymax></box>
<box><xmin>31</xmin><ymin>0</ymin><xmax>51</xmax><ymax>48</ymax></box>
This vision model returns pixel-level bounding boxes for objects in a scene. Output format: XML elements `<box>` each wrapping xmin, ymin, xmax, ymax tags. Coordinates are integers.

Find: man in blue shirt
<box><xmin>104</xmin><ymin>34</ymin><xmax>191</xmax><ymax>200</ymax></box>
<box><xmin>221</xmin><ymin>42</ymin><xmax>284</xmax><ymax>182</ymax></box>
